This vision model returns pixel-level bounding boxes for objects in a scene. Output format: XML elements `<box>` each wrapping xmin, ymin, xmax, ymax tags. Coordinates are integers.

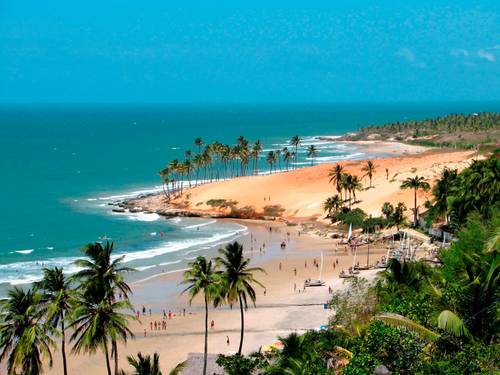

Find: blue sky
<box><xmin>0</xmin><ymin>1</ymin><xmax>499</xmax><ymax>103</ymax></box>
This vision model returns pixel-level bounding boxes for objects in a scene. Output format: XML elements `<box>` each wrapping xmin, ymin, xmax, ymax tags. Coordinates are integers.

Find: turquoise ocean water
<box><xmin>0</xmin><ymin>102</ymin><xmax>498</xmax><ymax>291</ymax></box>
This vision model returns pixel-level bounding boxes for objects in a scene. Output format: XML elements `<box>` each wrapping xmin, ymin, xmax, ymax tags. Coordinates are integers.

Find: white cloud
<box><xmin>396</xmin><ymin>47</ymin><xmax>416</xmax><ymax>62</ymax></box>
<box><xmin>478</xmin><ymin>49</ymin><xmax>496</xmax><ymax>62</ymax></box>
<box><xmin>450</xmin><ymin>49</ymin><xmax>469</xmax><ymax>57</ymax></box>
<box><xmin>395</xmin><ymin>48</ymin><xmax>426</xmax><ymax>68</ymax></box>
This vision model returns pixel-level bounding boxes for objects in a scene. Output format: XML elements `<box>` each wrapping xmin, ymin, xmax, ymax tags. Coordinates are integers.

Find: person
<box><xmin>294</xmin><ymin>282</ymin><xmax>296</xmax><ymax>292</ymax></box>
<box><xmin>183</xmin><ymin>308</ymin><xmax>186</xmax><ymax>317</ymax></box>
<box><xmin>163</xmin><ymin>309</ymin><xmax>166</xmax><ymax>319</ymax></box>
<box><xmin>150</xmin><ymin>321</ymin><xmax>153</xmax><ymax>331</ymax></box>
<box><xmin>154</xmin><ymin>321</ymin><xmax>157</xmax><ymax>330</ymax></box>
<box><xmin>279</xmin><ymin>262</ymin><xmax>282</xmax><ymax>271</ymax></box>
<box><xmin>144</xmin><ymin>329</ymin><xmax>147</xmax><ymax>337</ymax></box>
<box><xmin>226</xmin><ymin>336</ymin><xmax>230</xmax><ymax>346</ymax></box>
<box><xmin>211</xmin><ymin>320</ymin><xmax>215</xmax><ymax>329</ymax></box>
<box><xmin>294</xmin><ymin>267</ymin><xmax>297</xmax><ymax>276</ymax></box>
<box><xmin>149</xmin><ymin>308</ymin><xmax>152</xmax><ymax>316</ymax></box>
<box><xmin>142</xmin><ymin>305</ymin><xmax>146</xmax><ymax>316</ymax></box>
<box><xmin>305</xmin><ymin>260</ymin><xmax>307</xmax><ymax>268</ymax></box>
<box><xmin>264</xmin><ymin>289</ymin><xmax>267</xmax><ymax>296</ymax></box>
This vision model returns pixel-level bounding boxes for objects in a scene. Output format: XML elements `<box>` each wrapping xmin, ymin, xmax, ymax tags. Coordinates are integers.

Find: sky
<box><xmin>0</xmin><ymin>1</ymin><xmax>499</xmax><ymax>103</ymax></box>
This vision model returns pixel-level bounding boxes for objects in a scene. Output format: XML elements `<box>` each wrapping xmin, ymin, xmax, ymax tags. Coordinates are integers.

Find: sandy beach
<box><xmin>131</xmin><ymin>146</ymin><xmax>477</xmax><ymax>221</ymax></box>
<box><xmin>39</xmin><ymin>145</ymin><xmax>477</xmax><ymax>374</ymax></box>
<box><xmin>46</xmin><ymin>220</ymin><xmax>386</xmax><ymax>374</ymax></box>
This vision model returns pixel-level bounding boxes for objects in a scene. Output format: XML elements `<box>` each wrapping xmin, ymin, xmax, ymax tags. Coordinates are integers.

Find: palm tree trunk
<box><xmin>61</xmin><ymin>317</ymin><xmax>68</xmax><ymax>375</ymax></box>
<box><xmin>104</xmin><ymin>342</ymin><xmax>112</xmax><ymax>375</ymax></box>
<box><xmin>414</xmin><ymin>189</ymin><xmax>418</xmax><ymax>227</ymax></box>
<box><xmin>203</xmin><ymin>295</ymin><xmax>208</xmax><ymax>375</ymax></box>
<box><xmin>113</xmin><ymin>340</ymin><xmax>118</xmax><ymax>375</ymax></box>
<box><xmin>238</xmin><ymin>293</ymin><xmax>245</xmax><ymax>355</ymax></box>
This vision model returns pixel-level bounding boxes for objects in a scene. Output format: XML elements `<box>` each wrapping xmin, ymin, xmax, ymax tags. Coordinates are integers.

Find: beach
<box><xmin>129</xmin><ymin>147</ymin><xmax>476</xmax><ymax>220</ymax></box>
<box><xmin>45</xmin><ymin>220</ymin><xmax>385</xmax><ymax>374</ymax></box>
<box><xmin>40</xmin><ymin>146</ymin><xmax>478</xmax><ymax>374</ymax></box>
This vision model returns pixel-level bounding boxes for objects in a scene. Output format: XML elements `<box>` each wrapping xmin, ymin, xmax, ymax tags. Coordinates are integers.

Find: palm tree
<box><xmin>290</xmin><ymin>136</ymin><xmax>301</xmax><ymax>169</ymax></box>
<box><xmin>125</xmin><ymin>352</ymin><xmax>162</xmax><ymax>375</ymax></box>
<box><xmin>432</xmin><ymin>168</ymin><xmax>458</xmax><ymax>225</ymax></box>
<box><xmin>252</xmin><ymin>140</ymin><xmax>263</xmax><ymax>175</ymax></box>
<box><xmin>381</xmin><ymin>202</ymin><xmax>394</xmax><ymax>221</ymax></box>
<box><xmin>216</xmin><ymin>242</ymin><xmax>265</xmax><ymax>355</ymax></box>
<box><xmin>34</xmin><ymin>267</ymin><xmax>74</xmax><ymax>375</ymax></box>
<box><xmin>73</xmin><ymin>242</ymin><xmax>135</xmax><ymax>375</ymax></box>
<box><xmin>392</xmin><ymin>202</ymin><xmax>407</xmax><ymax>231</ymax></box>
<box><xmin>282</xmin><ymin>147</ymin><xmax>292</xmax><ymax>171</ymax></box>
<box><xmin>181</xmin><ymin>257</ymin><xmax>222</xmax><ymax>375</ymax></box>
<box><xmin>400</xmin><ymin>175</ymin><xmax>431</xmax><ymax>227</ymax></box>
<box><xmin>323</xmin><ymin>195</ymin><xmax>343</xmax><ymax>218</ymax></box>
<box><xmin>70</xmin><ymin>298</ymin><xmax>135</xmax><ymax>375</ymax></box>
<box><xmin>328</xmin><ymin>164</ymin><xmax>345</xmax><ymax>196</ymax></box>
<box><xmin>361</xmin><ymin>160</ymin><xmax>377</xmax><ymax>188</ymax></box>
<box><xmin>306</xmin><ymin>145</ymin><xmax>318</xmax><ymax>166</ymax></box>
<box><xmin>0</xmin><ymin>287</ymin><xmax>55</xmax><ymax>375</ymax></box>
<box><xmin>194</xmin><ymin>138</ymin><xmax>204</xmax><ymax>154</ymax></box>
<box><xmin>266</xmin><ymin>151</ymin><xmax>276</xmax><ymax>174</ymax></box>
<box><xmin>375</xmin><ymin>309</ymin><xmax>470</xmax><ymax>342</ymax></box>
<box><xmin>350</xmin><ymin>175</ymin><xmax>363</xmax><ymax>203</ymax></box>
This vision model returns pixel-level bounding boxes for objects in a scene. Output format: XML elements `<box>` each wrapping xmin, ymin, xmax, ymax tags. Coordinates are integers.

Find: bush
<box><xmin>332</xmin><ymin>208</ymin><xmax>367</xmax><ymax>228</ymax></box>
<box><xmin>216</xmin><ymin>353</ymin><xmax>266</xmax><ymax>375</ymax></box>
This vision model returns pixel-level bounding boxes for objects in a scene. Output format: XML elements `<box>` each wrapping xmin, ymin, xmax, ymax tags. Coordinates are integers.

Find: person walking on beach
<box><xmin>226</xmin><ymin>336</ymin><xmax>230</xmax><ymax>346</ymax></box>
<box><xmin>294</xmin><ymin>267</ymin><xmax>297</xmax><ymax>276</ymax></box>
<box><xmin>211</xmin><ymin>320</ymin><xmax>215</xmax><ymax>330</ymax></box>
<box><xmin>294</xmin><ymin>282</ymin><xmax>296</xmax><ymax>292</ymax></box>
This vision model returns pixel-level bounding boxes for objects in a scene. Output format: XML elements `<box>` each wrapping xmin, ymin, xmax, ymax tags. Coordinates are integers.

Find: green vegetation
<box><xmin>349</xmin><ymin>112</ymin><xmax>500</xmax><ymax>149</ymax></box>
<box><xmin>216</xmin><ymin>152</ymin><xmax>500</xmax><ymax>374</ymax></box>
<box><xmin>181</xmin><ymin>257</ymin><xmax>223</xmax><ymax>375</ymax></box>
<box><xmin>0</xmin><ymin>241</ymin><xmax>135</xmax><ymax>375</ymax></box>
<box><xmin>426</xmin><ymin>153</ymin><xmax>500</xmax><ymax>230</ymax></box>
<box><xmin>400</xmin><ymin>175</ymin><xmax>430</xmax><ymax>227</ymax></box>
<box><xmin>217</xmin><ymin>209</ymin><xmax>499</xmax><ymax>374</ymax></box>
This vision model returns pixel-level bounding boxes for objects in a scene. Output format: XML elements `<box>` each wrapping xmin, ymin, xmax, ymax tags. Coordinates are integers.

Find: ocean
<box><xmin>1</xmin><ymin>102</ymin><xmax>498</xmax><ymax>292</ymax></box>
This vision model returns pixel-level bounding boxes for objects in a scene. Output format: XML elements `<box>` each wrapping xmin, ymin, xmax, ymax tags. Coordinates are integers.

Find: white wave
<box><xmin>150</xmin><ymin>232</ymin><xmax>157</xmax><ymax>236</ymax></box>
<box><xmin>136</xmin><ymin>265</ymin><xmax>157</xmax><ymax>271</ymax></box>
<box><xmin>87</xmin><ymin>198</ymin><xmax>97</xmax><ymax>201</ymax></box>
<box><xmin>182</xmin><ymin>220</ymin><xmax>217</xmax><ymax>230</ymax></box>
<box><xmin>124</xmin><ymin>212</ymin><xmax>161</xmax><ymax>222</ymax></box>
<box><xmin>46</xmin><ymin>247</ymin><xmax>55</xmax><ymax>250</ymax></box>
<box><xmin>168</xmin><ymin>217</ymin><xmax>182</xmax><ymax>224</ymax></box>
<box><xmin>15</xmin><ymin>249</ymin><xmax>34</xmax><ymax>255</ymax></box>
<box><xmin>158</xmin><ymin>259</ymin><xmax>183</xmax><ymax>267</ymax></box>
<box><xmin>118</xmin><ymin>225</ymin><xmax>247</xmax><ymax>263</ymax></box>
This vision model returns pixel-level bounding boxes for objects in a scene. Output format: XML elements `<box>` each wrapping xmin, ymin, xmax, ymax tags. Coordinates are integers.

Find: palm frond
<box><xmin>437</xmin><ymin>310</ymin><xmax>471</xmax><ymax>338</ymax></box>
<box><xmin>374</xmin><ymin>313</ymin><xmax>440</xmax><ymax>342</ymax></box>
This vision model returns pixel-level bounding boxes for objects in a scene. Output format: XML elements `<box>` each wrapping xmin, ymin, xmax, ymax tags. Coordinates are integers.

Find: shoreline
<box><xmin>45</xmin><ymin>218</ymin><xmax>390</xmax><ymax>374</ymax></box>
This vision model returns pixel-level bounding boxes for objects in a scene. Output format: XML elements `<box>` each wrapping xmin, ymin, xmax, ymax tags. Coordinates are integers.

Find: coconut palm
<box><xmin>392</xmin><ymin>202</ymin><xmax>407</xmax><ymax>231</ymax></box>
<box><xmin>432</xmin><ymin>168</ymin><xmax>458</xmax><ymax>225</ymax></box>
<box><xmin>400</xmin><ymin>175</ymin><xmax>431</xmax><ymax>227</ymax></box>
<box><xmin>252</xmin><ymin>140</ymin><xmax>263</xmax><ymax>175</ymax></box>
<box><xmin>266</xmin><ymin>151</ymin><xmax>276</xmax><ymax>174</ymax></box>
<box><xmin>181</xmin><ymin>257</ymin><xmax>222</xmax><ymax>375</ymax></box>
<box><xmin>375</xmin><ymin>309</ymin><xmax>470</xmax><ymax>342</ymax></box>
<box><xmin>290</xmin><ymin>136</ymin><xmax>301</xmax><ymax>168</ymax></box>
<box><xmin>73</xmin><ymin>242</ymin><xmax>135</xmax><ymax>375</ymax></box>
<box><xmin>125</xmin><ymin>352</ymin><xmax>162</xmax><ymax>375</ymax></box>
<box><xmin>70</xmin><ymin>298</ymin><xmax>135</xmax><ymax>375</ymax></box>
<box><xmin>0</xmin><ymin>287</ymin><xmax>55</xmax><ymax>375</ymax></box>
<box><xmin>306</xmin><ymin>145</ymin><xmax>318</xmax><ymax>166</ymax></box>
<box><xmin>361</xmin><ymin>160</ymin><xmax>377</xmax><ymax>188</ymax></box>
<box><xmin>34</xmin><ymin>267</ymin><xmax>75</xmax><ymax>375</ymax></box>
<box><xmin>328</xmin><ymin>164</ymin><xmax>345</xmax><ymax>196</ymax></box>
<box><xmin>323</xmin><ymin>195</ymin><xmax>343</xmax><ymax>218</ymax></box>
<box><xmin>194</xmin><ymin>137</ymin><xmax>204</xmax><ymax>154</ymax></box>
<box><xmin>216</xmin><ymin>242</ymin><xmax>265</xmax><ymax>355</ymax></box>
<box><xmin>282</xmin><ymin>147</ymin><xmax>292</xmax><ymax>171</ymax></box>
<box><xmin>350</xmin><ymin>175</ymin><xmax>363</xmax><ymax>203</ymax></box>
<box><xmin>381</xmin><ymin>202</ymin><xmax>394</xmax><ymax>221</ymax></box>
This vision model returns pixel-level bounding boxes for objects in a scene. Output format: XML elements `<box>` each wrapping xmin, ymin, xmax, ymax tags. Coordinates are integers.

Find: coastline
<box><xmin>46</xmin><ymin>219</ymin><xmax>388</xmax><ymax>374</ymax></box>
